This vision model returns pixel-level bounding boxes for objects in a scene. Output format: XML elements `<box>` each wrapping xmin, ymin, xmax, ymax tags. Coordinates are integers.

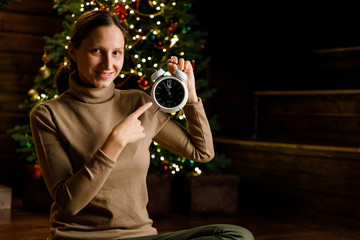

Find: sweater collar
<box><xmin>67</xmin><ymin>72</ymin><xmax>115</xmax><ymax>104</ymax></box>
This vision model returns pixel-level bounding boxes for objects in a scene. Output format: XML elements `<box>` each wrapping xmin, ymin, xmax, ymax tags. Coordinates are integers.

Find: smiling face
<box><xmin>69</xmin><ymin>24</ymin><xmax>125</xmax><ymax>88</ymax></box>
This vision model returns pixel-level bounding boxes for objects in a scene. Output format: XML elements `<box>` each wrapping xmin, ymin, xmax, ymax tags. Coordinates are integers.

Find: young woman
<box><xmin>30</xmin><ymin>10</ymin><xmax>254</xmax><ymax>240</ymax></box>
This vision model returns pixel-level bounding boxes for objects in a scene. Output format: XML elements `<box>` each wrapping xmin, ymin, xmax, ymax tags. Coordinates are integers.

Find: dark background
<box><xmin>192</xmin><ymin>0</ymin><xmax>360</xmax><ymax>139</ymax></box>
<box><xmin>2</xmin><ymin>0</ymin><xmax>360</xmax><ymax>231</ymax></box>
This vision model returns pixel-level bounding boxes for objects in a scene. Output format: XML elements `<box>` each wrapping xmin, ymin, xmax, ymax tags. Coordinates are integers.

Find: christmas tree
<box><xmin>9</xmin><ymin>0</ymin><xmax>230</xmax><ymax>178</ymax></box>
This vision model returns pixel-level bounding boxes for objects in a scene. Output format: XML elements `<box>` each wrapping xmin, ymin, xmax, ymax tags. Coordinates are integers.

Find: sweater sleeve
<box><xmin>153</xmin><ymin>98</ymin><xmax>215</xmax><ymax>163</ymax></box>
<box><xmin>30</xmin><ymin>104</ymin><xmax>117</xmax><ymax>215</ymax></box>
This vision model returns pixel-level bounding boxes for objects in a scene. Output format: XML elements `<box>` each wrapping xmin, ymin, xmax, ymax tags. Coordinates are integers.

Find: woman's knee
<box><xmin>212</xmin><ymin>224</ymin><xmax>254</xmax><ymax>240</ymax></box>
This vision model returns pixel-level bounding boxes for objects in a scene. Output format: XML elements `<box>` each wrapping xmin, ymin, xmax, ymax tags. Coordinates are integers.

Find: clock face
<box><xmin>154</xmin><ymin>77</ymin><xmax>185</xmax><ymax>108</ymax></box>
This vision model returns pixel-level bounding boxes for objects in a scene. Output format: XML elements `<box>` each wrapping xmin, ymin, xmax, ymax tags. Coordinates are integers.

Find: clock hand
<box><xmin>163</xmin><ymin>81</ymin><xmax>172</xmax><ymax>96</ymax></box>
<box><xmin>167</xmin><ymin>79</ymin><xmax>172</xmax><ymax>89</ymax></box>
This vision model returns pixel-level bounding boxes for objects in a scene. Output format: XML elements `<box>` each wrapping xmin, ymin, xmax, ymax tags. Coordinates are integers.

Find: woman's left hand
<box><xmin>167</xmin><ymin>56</ymin><xmax>198</xmax><ymax>104</ymax></box>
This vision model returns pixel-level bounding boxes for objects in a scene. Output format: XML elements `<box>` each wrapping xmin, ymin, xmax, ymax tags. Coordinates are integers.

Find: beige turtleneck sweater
<box><xmin>30</xmin><ymin>74</ymin><xmax>214</xmax><ymax>240</ymax></box>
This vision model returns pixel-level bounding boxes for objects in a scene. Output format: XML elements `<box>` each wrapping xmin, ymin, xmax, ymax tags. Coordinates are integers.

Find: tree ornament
<box><xmin>149</xmin><ymin>33</ymin><xmax>157</xmax><ymax>41</ymax></box>
<box><xmin>167</xmin><ymin>23</ymin><xmax>178</xmax><ymax>34</ymax></box>
<box><xmin>159</xmin><ymin>162</ymin><xmax>169</xmax><ymax>173</ymax></box>
<box><xmin>183</xmin><ymin>2</ymin><xmax>192</xmax><ymax>9</ymax></box>
<box><xmin>28</xmin><ymin>89</ymin><xmax>39</xmax><ymax>101</ymax></box>
<box><xmin>138</xmin><ymin>76</ymin><xmax>150</xmax><ymax>90</ymax></box>
<box><xmin>112</xmin><ymin>3</ymin><xmax>128</xmax><ymax>22</ymax></box>
<box><xmin>39</xmin><ymin>64</ymin><xmax>51</xmax><ymax>79</ymax></box>
<box><xmin>27</xmin><ymin>164</ymin><xmax>42</xmax><ymax>180</ymax></box>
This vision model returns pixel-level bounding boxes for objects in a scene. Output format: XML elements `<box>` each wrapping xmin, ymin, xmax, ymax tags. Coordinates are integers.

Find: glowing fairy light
<box><xmin>195</xmin><ymin>167</ymin><xmax>202</xmax><ymax>175</ymax></box>
<box><xmin>170</xmin><ymin>35</ymin><xmax>179</xmax><ymax>47</ymax></box>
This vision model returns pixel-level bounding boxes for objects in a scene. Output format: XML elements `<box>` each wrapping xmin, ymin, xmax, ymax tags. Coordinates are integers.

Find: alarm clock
<box><xmin>151</xmin><ymin>63</ymin><xmax>188</xmax><ymax>113</ymax></box>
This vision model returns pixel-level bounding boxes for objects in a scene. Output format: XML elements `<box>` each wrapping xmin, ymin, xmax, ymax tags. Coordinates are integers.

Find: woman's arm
<box><xmin>30</xmin><ymin>102</ymin><xmax>152</xmax><ymax>215</ymax></box>
<box><xmin>153</xmin><ymin>98</ymin><xmax>215</xmax><ymax>163</ymax></box>
<box><xmin>100</xmin><ymin>102</ymin><xmax>152</xmax><ymax>160</ymax></box>
<box><xmin>154</xmin><ymin>57</ymin><xmax>214</xmax><ymax>162</ymax></box>
<box><xmin>30</xmin><ymin>104</ymin><xmax>116</xmax><ymax>215</ymax></box>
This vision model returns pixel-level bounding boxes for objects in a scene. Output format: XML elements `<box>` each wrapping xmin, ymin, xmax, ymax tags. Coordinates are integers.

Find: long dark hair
<box><xmin>54</xmin><ymin>10</ymin><xmax>127</xmax><ymax>94</ymax></box>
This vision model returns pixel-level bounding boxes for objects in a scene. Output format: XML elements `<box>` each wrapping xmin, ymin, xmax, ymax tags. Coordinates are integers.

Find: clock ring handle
<box><xmin>151</xmin><ymin>62</ymin><xmax>188</xmax><ymax>82</ymax></box>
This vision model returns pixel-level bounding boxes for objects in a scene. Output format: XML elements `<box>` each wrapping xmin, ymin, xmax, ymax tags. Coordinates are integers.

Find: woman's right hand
<box><xmin>100</xmin><ymin>102</ymin><xmax>153</xmax><ymax>160</ymax></box>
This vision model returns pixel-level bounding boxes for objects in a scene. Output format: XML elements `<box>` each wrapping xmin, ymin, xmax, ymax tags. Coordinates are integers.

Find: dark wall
<box><xmin>0</xmin><ymin>0</ymin><xmax>62</xmax><ymax>194</ymax></box>
<box><xmin>193</xmin><ymin>2</ymin><xmax>360</xmax><ymax>230</ymax></box>
<box><xmin>193</xmin><ymin>1</ymin><xmax>360</xmax><ymax>139</ymax></box>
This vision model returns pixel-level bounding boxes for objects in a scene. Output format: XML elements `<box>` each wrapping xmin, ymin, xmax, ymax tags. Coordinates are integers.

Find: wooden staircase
<box><xmin>216</xmin><ymin>63</ymin><xmax>360</xmax><ymax>231</ymax></box>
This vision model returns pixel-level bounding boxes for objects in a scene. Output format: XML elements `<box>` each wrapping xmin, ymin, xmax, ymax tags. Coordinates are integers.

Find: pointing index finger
<box><xmin>131</xmin><ymin>102</ymin><xmax>153</xmax><ymax>119</ymax></box>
